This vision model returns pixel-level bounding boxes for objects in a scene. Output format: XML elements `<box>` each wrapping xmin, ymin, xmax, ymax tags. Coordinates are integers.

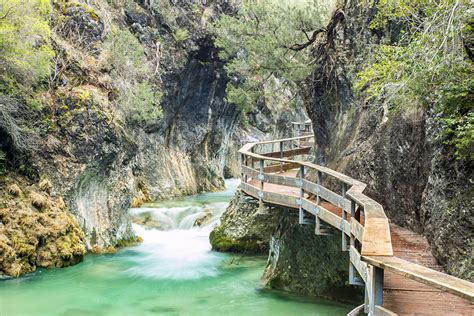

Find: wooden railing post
<box><xmin>315</xmin><ymin>170</ymin><xmax>322</xmax><ymax>235</ymax></box>
<box><xmin>298</xmin><ymin>165</ymin><xmax>305</xmax><ymax>224</ymax></box>
<box><xmin>241</xmin><ymin>154</ymin><xmax>245</xmax><ymax>183</ymax></box>
<box><xmin>279</xmin><ymin>141</ymin><xmax>283</xmax><ymax>172</ymax></box>
<box><xmin>259</xmin><ymin>159</ymin><xmax>265</xmax><ymax>211</ymax></box>
<box><xmin>341</xmin><ymin>183</ymin><xmax>348</xmax><ymax>251</ymax></box>
<box><xmin>365</xmin><ymin>265</ymin><xmax>384</xmax><ymax>314</ymax></box>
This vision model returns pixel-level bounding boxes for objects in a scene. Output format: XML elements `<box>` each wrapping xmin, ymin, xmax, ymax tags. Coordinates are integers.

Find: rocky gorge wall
<box><xmin>0</xmin><ymin>0</ymin><xmax>307</xmax><ymax>277</ymax></box>
<box><xmin>305</xmin><ymin>0</ymin><xmax>473</xmax><ymax>280</ymax></box>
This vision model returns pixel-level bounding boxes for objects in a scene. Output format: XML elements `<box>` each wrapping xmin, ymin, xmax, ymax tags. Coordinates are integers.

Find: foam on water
<box><xmin>124</xmin><ymin>224</ymin><xmax>224</xmax><ymax>280</ymax></box>
<box><xmin>124</xmin><ymin>179</ymin><xmax>237</xmax><ymax>280</ymax></box>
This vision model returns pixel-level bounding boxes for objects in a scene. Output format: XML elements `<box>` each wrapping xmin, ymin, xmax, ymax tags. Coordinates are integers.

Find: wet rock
<box><xmin>210</xmin><ymin>190</ymin><xmax>283</xmax><ymax>253</ymax></box>
<box><xmin>193</xmin><ymin>209</ymin><xmax>213</xmax><ymax>227</ymax></box>
<box><xmin>263</xmin><ymin>215</ymin><xmax>363</xmax><ymax>303</ymax></box>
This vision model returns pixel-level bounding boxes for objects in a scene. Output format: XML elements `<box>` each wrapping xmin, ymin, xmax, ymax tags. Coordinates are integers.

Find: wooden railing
<box><xmin>238</xmin><ymin>135</ymin><xmax>474</xmax><ymax>315</ymax></box>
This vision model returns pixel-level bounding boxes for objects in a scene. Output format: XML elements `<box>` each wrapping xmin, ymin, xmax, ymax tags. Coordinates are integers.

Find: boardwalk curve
<box><xmin>238</xmin><ymin>135</ymin><xmax>473</xmax><ymax>315</ymax></box>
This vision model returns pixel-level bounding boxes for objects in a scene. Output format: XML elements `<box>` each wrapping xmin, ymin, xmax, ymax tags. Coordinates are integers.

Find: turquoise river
<box><xmin>0</xmin><ymin>179</ymin><xmax>351</xmax><ymax>316</ymax></box>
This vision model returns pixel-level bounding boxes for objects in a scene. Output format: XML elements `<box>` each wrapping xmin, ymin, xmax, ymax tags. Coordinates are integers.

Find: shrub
<box><xmin>117</xmin><ymin>81</ymin><xmax>163</xmax><ymax>122</ymax></box>
<box><xmin>101</xmin><ymin>26</ymin><xmax>163</xmax><ymax>122</ymax></box>
<box><xmin>172</xmin><ymin>28</ymin><xmax>189</xmax><ymax>42</ymax></box>
<box><xmin>0</xmin><ymin>0</ymin><xmax>54</xmax><ymax>90</ymax></box>
<box><xmin>356</xmin><ymin>0</ymin><xmax>473</xmax><ymax>160</ymax></box>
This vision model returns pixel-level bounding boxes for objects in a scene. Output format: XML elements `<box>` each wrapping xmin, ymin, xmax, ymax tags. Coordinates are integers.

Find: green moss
<box><xmin>0</xmin><ymin>179</ymin><xmax>86</xmax><ymax>276</ymax></box>
<box><xmin>209</xmin><ymin>229</ymin><xmax>262</xmax><ymax>254</ymax></box>
<box><xmin>116</xmin><ymin>235</ymin><xmax>142</xmax><ymax>248</ymax></box>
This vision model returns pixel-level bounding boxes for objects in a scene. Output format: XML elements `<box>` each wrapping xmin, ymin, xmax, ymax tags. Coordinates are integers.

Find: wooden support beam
<box><xmin>259</xmin><ymin>159</ymin><xmax>264</xmax><ymax>211</ymax></box>
<box><xmin>261</xmin><ymin>147</ymin><xmax>311</xmax><ymax>159</ymax></box>
<box><xmin>363</xmin><ymin>255</ymin><xmax>474</xmax><ymax>301</ymax></box>
<box><xmin>279</xmin><ymin>141</ymin><xmax>283</xmax><ymax>172</ymax></box>
<box><xmin>365</xmin><ymin>264</ymin><xmax>384</xmax><ymax>315</ymax></box>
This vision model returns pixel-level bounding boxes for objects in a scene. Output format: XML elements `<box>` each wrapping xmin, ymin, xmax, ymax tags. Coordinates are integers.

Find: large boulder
<box><xmin>210</xmin><ymin>189</ymin><xmax>283</xmax><ymax>253</ymax></box>
<box><xmin>0</xmin><ymin>178</ymin><xmax>86</xmax><ymax>277</ymax></box>
<box><xmin>263</xmin><ymin>214</ymin><xmax>363</xmax><ymax>303</ymax></box>
<box><xmin>211</xmin><ymin>189</ymin><xmax>363</xmax><ymax>302</ymax></box>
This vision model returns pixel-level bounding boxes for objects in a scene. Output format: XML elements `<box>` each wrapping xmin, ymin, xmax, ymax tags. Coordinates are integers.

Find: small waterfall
<box><xmin>124</xmin><ymin>179</ymin><xmax>239</xmax><ymax>280</ymax></box>
<box><xmin>129</xmin><ymin>205</ymin><xmax>220</xmax><ymax>231</ymax></box>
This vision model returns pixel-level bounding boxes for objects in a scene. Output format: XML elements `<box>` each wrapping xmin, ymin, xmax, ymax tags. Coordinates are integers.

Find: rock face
<box><xmin>0</xmin><ymin>0</ymin><xmax>306</xmax><ymax>276</ymax></box>
<box><xmin>210</xmin><ymin>190</ymin><xmax>284</xmax><ymax>253</ymax></box>
<box><xmin>211</xmin><ymin>190</ymin><xmax>362</xmax><ymax>302</ymax></box>
<box><xmin>305</xmin><ymin>1</ymin><xmax>473</xmax><ymax>280</ymax></box>
<box><xmin>0</xmin><ymin>178</ymin><xmax>86</xmax><ymax>277</ymax></box>
<box><xmin>263</xmin><ymin>215</ymin><xmax>363</xmax><ymax>303</ymax></box>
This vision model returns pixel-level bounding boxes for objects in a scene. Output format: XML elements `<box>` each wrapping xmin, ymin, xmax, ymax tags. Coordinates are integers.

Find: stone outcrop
<box><xmin>263</xmin><ymin>215</ymin><xmax>363</xmax><ymax>303</ymax></box>
<box><xmin>0</xmin><ymin>177</ymin><xmax>86</xmax><ymax>277</ymax></box>
<box><xmin>210</xmin><ymin>191</ymin><xmax>363</xmax><ymax>302</ymax></box>
<box><xmin>210</xmin><ymin>190</ymin><xmax>284</xmax><ymax>253</ymax></box>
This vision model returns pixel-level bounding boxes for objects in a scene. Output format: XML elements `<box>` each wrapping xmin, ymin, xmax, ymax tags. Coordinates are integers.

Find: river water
<box><xmin>0</xmin><ymin>179</ymin><xmax>351</xmax><ymax>316</ymax></box>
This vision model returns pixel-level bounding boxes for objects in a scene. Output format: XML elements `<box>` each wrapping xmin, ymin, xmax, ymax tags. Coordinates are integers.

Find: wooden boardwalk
<box><xmin>250</xmin><ymin>171</ymin><xmax>473</xmax><ymax>315</ymax></box>
<box><xmin>240</xmin><ymin>135</ymin><xmax>473</xmax><ymax>315</ymax></box>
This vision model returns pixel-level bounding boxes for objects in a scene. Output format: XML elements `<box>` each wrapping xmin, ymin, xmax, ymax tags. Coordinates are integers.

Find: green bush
<box><xmin>356</xmin><ymin>0</ymin><xmax>473</xmax><ymax>160</ymax></box>
<box><xmin>102</xmin><ymin>27</ymin><xmax>163</xmax><ymax>122</ymax></box>
<box><xmin>212</xmin><ymin>1</ymin><xmax>328</xmax><ymax>113</ymax></box>
<box><xmin>117</xmin><ymin>81</ymin><xmax>163</xmax><ymax>122</ymax></box>
<box><xmin>0</xmin><ymin>0</ymin><xmax>54</xmax><ymax>90</ymax></box>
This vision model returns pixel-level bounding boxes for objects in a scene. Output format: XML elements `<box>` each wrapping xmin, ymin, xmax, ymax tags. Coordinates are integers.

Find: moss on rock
<box><xmin>209</xmin><ymin>189</ymin><xmax>284</xmax><ymax>254</ymax></box>
<box><xmin>0</xmin><ymin>177</ymin><xmax>86</xmax><ymax>277</ymax></box>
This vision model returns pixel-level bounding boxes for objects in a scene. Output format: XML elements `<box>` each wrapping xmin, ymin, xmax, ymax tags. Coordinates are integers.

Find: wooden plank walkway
<box><xmin>249</xmin><ymin>169</ymin><xmax>473</xmax><ymax>315</ymax></box>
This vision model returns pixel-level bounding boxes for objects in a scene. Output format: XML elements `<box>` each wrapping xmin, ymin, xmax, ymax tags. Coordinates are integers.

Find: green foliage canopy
<box><xmin>213</xmin><ymin>1</ymin><xmax>328</xmax><ymax>113</ymax></box>
<box><xmin>356</xmin><ymin>0</ymin><xmax>473</xmax><ymax>160</ymax></box>
<box><xmin>0</xmin><ymin>0</ymin><xmax>54</xmax><ymax>90</ymax></box>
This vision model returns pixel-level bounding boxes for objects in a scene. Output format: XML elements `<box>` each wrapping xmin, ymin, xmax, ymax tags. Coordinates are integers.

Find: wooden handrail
<box><xmin>239</xmin><ymin>135</ymin><xmax>392</xmax><ymax>256</ymax></box>
<box><xmin>238</xmin><ymin>134</ymin><xmax>474</xmax><ymax>314</ymax></box>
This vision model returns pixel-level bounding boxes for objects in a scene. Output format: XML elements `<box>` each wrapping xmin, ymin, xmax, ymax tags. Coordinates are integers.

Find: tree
<box><xmin>212</xmin><ymin>0</ymin><xmax>330</xmax><ymax>114</ymax></box>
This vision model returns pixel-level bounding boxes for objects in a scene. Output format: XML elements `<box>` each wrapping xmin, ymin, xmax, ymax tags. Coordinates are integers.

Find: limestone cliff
<box><xmin>0</xmin><ymin>0</ymin><xmax>304</xmax><ymax>276</ymax></box>
<box><xmin>305</xmin><ymin>1</ymin><xmax>473</xmax><ymax>280</ymax></box>
<box><xmin>0</xmin><ymin>1</ymin><xmax>241</xmax><ymax>261</ymax></box>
